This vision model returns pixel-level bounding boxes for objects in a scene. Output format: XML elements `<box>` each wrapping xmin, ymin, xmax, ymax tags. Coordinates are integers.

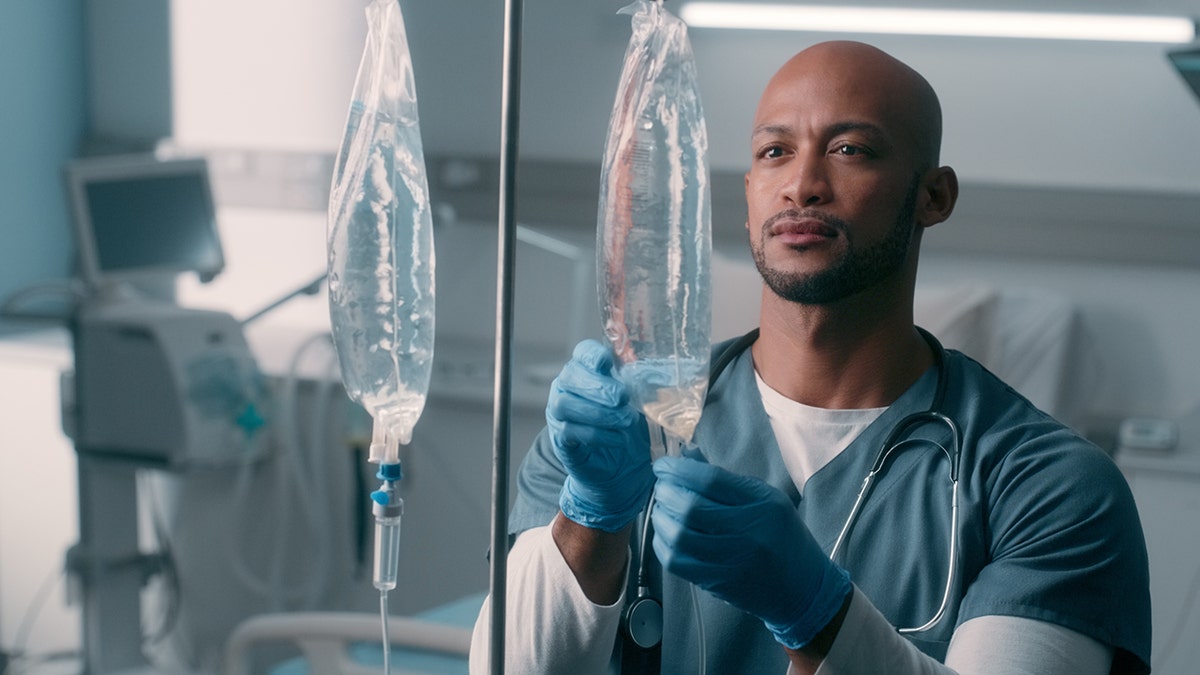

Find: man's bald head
<box><xmin>757</xmin><ymin>41</ymin><xmax>944</xmax><ymax>169</ymax></box>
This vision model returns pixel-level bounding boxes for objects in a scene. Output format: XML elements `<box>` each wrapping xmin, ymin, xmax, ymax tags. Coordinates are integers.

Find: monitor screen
<box><xmin>1169</xmin><ymin>46</ymin><xmax>1200</xmax><ymax>104</ymax></box>
<box><xmin>66</xmin><ymin>154</ymin><xmax>224</xmax><ymax>290</ymax></box>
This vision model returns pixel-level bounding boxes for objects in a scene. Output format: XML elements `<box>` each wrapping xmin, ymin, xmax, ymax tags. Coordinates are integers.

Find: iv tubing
<box><xmin>690</xmin><ymin>584</ymin><xmax>707</xmax><ymax>675</ymax></box>
<box><xmin>223</xmin><ymin>332</ymin><xmax>337</xmax><ymax>609</ymax></box>
<box><xmin>380</xmin><ymin>591</ymin><xmax>392</xmax><ymax>675</ymax></box>
<box><xmin>645</xmin><ymin>421</ymin><xmax>708</xmax><ymax>673</ymax></box>
<box><xmin>488</xmin><ymin>0</ymin><xmax>524</xmax><ymax>672</ymax></box>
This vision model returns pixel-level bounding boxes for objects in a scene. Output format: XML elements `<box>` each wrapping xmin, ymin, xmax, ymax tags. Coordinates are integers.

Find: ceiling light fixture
<box><xmin>677</xmin><ymin>3</ymin><xmax>1197</xmax><ymax>44</ymax></box>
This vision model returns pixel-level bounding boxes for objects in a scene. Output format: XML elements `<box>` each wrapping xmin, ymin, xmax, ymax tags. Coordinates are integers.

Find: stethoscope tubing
<box><xmin>830</xmin><ymin>410</ymin><xmax>962</xmax><ymax>634</ymax></box>
<box><xmin>906</xmin><ymin>479</ymin><xmax>959</xmax><ymax>634</ymax></box>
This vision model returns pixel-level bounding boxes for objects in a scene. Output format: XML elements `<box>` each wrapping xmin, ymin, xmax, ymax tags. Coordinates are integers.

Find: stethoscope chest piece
<box><xmin>623</xmin><ymin>594</ymin><xmax>664</xmax><ymax>649</ymax></box>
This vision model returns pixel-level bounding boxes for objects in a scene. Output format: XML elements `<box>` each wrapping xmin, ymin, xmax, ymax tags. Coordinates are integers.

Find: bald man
<box><xmin>471</xmin><ymin>41</ymin><xmax>1150</xmax><ymax>674</ymax></box>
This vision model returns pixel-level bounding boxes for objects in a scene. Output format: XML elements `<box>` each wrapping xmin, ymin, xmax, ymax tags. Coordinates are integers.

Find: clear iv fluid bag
<box><xmin>328</xmin><ymin>0</ymin><xmax>435</xmax><ymax>464</ymax></box>
<box><xmin>598</xmin><ymin>0</ymin><xmax>711</xmax><ymax>444</ymax></box>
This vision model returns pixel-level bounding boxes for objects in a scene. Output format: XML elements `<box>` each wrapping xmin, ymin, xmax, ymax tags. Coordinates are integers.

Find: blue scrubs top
<box><xmin>509</xmin><ymin>335</ymin><xmax>1152</xmax><ymax>674</ymax></box>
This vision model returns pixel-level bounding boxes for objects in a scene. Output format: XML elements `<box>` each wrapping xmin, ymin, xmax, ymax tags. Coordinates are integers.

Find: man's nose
<box><xmin>782</xmin><ymin>153</ymin><xmax>831</xmax><ymax>207</ymax></box>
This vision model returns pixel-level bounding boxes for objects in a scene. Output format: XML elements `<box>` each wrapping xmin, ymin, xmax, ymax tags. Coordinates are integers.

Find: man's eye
<box><xmin>759</xmin><ymin>146</ymin><xmax>785</xmax><ymax>159</ymax></box>
<box><xmin>834</xmin><ymin>144</ymin><xmax>868</xmax><ymax>157</ymax></box>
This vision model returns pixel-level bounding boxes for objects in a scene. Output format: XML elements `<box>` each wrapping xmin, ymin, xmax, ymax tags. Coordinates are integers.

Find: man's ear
<box><xmin>744</xmin><ymin>171</ymin><xmax>752</xmax><ymax>233</ymax></box>
<box><xmin>917</xmin><ymin>166</ymin><xmax>958</xmax><ymax>228</ymax></box>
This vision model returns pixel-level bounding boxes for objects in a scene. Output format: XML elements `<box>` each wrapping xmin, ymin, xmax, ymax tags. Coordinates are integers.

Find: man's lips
<box><xmin>766</xmin><ymin>215</ymin><xmax>839</xmax><ymax>245</ymax></box>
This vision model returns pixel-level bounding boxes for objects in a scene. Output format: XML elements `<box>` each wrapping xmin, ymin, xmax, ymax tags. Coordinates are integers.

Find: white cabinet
<box><xmin>1118</xmin><ymin>415</ymin><xmax>1200</xmax><ymax>675</ymax></box>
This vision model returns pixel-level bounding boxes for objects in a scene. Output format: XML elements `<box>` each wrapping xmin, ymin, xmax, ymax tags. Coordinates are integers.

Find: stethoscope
<box><xmin>621</xmin><ymin>327</ymin><xmax>963</xmax><ymax>654</ymax></box>
<box><xmin>829</xmin><ymin>328</ymin><xmax>962</xmax><ymax>634</ymax></box>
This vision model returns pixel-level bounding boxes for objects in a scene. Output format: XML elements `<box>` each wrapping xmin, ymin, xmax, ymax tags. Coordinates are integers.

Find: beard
<box><xmin>751</xmin><ymin>176</ymin><xmax>922</xmax><ymax>305</ymax></box>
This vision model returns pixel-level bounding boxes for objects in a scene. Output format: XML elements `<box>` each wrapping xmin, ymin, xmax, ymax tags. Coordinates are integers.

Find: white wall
<box><xmin>0</xmin><ymin>335</ymin><xmax>78</xmax><ymax>661</ymax></box>
<box><xmin>690</xmin><ymin>32</ymin><xmax>1200</xmax><ymax>192</ymax></box>
<box><xmin>170</xmin><ymin>0</ymin><xmax>363</xmax><ymax>152</ymax></box>
<box><xmin>169</xmin><ymin>0</ymin><xmax>1200</xmax><ymax>198</ymax></box>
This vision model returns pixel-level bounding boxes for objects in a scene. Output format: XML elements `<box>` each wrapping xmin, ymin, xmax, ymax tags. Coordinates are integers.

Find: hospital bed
<box><xmin>223</xmin><ymin>592</ymin><xmax>484</xmax><ymax>675</ymax></box>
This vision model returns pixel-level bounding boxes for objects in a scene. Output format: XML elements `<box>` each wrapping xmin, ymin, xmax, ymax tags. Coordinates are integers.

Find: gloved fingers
<box><xmin>552</xmin><ymin>340</ymin><xmax>627</xmax><ymax>407</ymax></box>
<box><xmin>650</xmin><ymin>518</ymin><xmax>727</xmax><ymax>583</ymax></box>
<box><xmin>649</xmin><ymin>458</ymin><xmax>850</xmax><ymax>650</ymax></box>
<box><xmin>651</xmin><ymin>473</ymin><xmax>770</xmax><ymax>535</ymax></box>
<box><xmin>546</xmin><ymin>414</ymin><xmax>632</xmax><ymax>454</ymax></box>
<box><xmin>571</xmin><ymin>339</ymin><xmax>617</xmax><ymax>373</ymax></box>
<box><xmin>546</xmin><ymin>380</ymin><xmax>638</xmax><ymax>429</ymax></box>
<box><xmin>653</xmin><ymin>455</ymin><xmax>777</xmax><ymax>507</ymax></box>
<box><xmin>651</xmin><ymin>499</ymin><xmax>755</xmax><ymax>568</ymax></box>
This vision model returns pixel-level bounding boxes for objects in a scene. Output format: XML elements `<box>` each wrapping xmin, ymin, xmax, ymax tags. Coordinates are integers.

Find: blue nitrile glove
<box><xmin>547</xmin><ymin>340</ymin><xmax>654</xmax><ymax>532</ymax></box>
<box><xmin>651</xmin><ymin>455</ymin><xmax>852</xmax><ymax>649</ymax></box>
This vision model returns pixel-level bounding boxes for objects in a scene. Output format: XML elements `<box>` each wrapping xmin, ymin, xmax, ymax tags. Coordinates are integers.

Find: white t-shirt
<box><xmin>755</xmin><ymin>370</ymin><xmax>886</xmax><ymax>494</ymax></box>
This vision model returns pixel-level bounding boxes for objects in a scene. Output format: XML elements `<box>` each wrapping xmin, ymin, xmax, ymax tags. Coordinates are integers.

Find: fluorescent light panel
<box><xmin>678</xmin><ymin>3</ymin><xmax>1197</xmax><ymax>44</ymax></box>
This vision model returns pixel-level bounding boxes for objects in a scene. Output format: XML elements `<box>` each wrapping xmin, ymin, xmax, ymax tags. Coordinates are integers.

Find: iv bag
<box><xmin>597</xmin><ymin>0</ymin><xmax>711</xmax><ymax>446</ymax></box>
<box><xmin>327</xmin><ymin>0</ymin><xmax>435</xmax><ymax>465</ymax></box>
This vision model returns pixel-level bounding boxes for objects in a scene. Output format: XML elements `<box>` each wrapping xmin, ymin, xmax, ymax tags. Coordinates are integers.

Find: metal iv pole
<box><xmin>489</xmin><ymin>0</ymin><xmax>523</xmax><ymax>672</ymax></box>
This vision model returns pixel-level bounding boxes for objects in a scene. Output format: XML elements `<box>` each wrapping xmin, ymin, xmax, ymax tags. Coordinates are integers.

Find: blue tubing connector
<box><xmin>371</xmin><ymin>462</ymin><xmax>404</xmax><ymax>515</ymax></box>
<box><xmin>377</xmin><ymin>462</ymin><xmax>403</xmax><ymax>482</ymax></box>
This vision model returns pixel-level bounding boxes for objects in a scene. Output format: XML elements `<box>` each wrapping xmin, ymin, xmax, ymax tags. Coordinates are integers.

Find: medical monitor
<box><xmin>66</xmin><ymin>154</ymin><xmax>224</xmax><ymax>292</ymax></box>
<box><xmin>1169</xmin><ymin>45</ymin><xmax>1200</xmax><ymax>105</ymax></box>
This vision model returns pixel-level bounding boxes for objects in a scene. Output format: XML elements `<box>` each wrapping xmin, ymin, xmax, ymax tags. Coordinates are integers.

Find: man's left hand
<box><xmin>650</xmin><ymin>455</ymin><xmax>852</xmax><ymax>649</ymax></box>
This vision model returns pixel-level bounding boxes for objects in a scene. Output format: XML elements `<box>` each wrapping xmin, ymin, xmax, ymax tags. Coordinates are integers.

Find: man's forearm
<box><xmin>468</xmin><ymin>524</ymin><xmax>627</xmax><ymax>674</ymax></box>
<box><xmin>552</xmin><ymin>510</ymin><xmax>633</xmax><ymax>605</ymax></box>
<box><xmin>784</xmin><ymin>588</ymin><xmax>1107</xmax><ymax>675</ymax></box>
<box><xmin>784</xmin><ymin>590</ymin><xmax>852</xmax><ymax>673</ymax></box>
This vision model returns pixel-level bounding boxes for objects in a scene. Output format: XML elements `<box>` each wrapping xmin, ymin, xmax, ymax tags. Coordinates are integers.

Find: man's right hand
<box><xmin>547</xmin><ymin>339</ymin><xmax>653</xmax><ymax>533</ymax></box>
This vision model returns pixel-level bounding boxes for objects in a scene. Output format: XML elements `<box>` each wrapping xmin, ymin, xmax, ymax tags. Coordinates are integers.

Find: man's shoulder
<box><xmin>943</xmin><ymin>347</ymin><xmax>1118</xmax><ymax>476</ymax></box>
<box><xmin>943</xmin><ymin>348</ymin><xmax>1067</xmax><ymax>429</ymax></box>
